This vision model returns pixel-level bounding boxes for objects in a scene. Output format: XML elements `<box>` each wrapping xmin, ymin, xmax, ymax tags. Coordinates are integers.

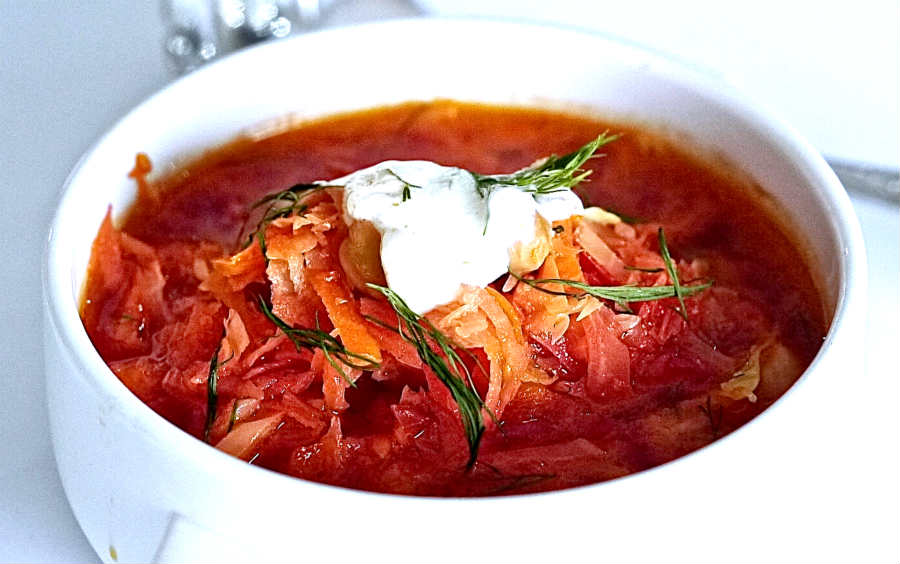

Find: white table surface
<box><xmin>1</xmin><ymin>1</ymin><xmax>897</xmax><ymax>562</ymax></box>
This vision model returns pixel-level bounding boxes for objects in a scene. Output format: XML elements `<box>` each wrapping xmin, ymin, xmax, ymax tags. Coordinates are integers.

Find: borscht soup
<box><xmin>80</xmin><ymin>101</ymin><xmax>826</xmax><ymax>496</ymax></box>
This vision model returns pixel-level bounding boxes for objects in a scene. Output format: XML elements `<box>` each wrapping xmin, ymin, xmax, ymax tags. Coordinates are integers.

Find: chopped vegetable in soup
<box><xmin>81</xmin><ymin>101</ymin><xmax>826</xmax><ymax>496</ymax></box>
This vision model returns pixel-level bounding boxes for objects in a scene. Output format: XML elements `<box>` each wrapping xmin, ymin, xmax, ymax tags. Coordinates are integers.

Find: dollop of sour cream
<box><xmin>337</xmin><ymin>161</ymin><xmax>584</xmax><ymax>314</ymax></box>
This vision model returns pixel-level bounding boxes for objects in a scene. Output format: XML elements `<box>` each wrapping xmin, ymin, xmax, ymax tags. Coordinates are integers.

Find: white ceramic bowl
<box><xmin>43</xmin><ymin>19</ymin><xmax>865</xmax><ymax>564</ymax></box>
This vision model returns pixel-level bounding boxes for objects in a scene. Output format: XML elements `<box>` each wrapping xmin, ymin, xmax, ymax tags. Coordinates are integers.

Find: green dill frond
<box><xmin>385</xmin><ymin>168</ymin><xmax>421</xmax><ymax>202</ymax></box>
<box><xmin>657</xmin><ymin>228</ymin><xmax>689</xmax><ymax>320</ymax></box>
<box><xmin>257</xmin><ymin>296</ymin><xmax>379</xmax><ymax>385</ymax></box>
<box><xmin>204</xmin><ymin>335</ymin><xmax>224</xmax><ymax>443</ymax></box>
<box><xmin>366</xmin><ymin>283</ymin><xmax>486</xmax><ymax>467</ymax></box>
<box><xmin>508</xmin><ymin>271</ymin><xmax>711</xmax><ymax>312</ymax></box>
<box><xmin>472</xmin><ymin>132</ymin><xmax>619</xmax><ymax>197</ymax></box>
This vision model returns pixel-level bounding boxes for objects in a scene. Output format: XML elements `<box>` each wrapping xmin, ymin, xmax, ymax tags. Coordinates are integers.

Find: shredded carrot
<box><xmin>308</xmin><ymin>269</ymin><xmax>382</xmax><ymax>364</ymax></box>
<box><xmin>205</xmin><ymin>243</ymin><xmax>266</xmax><ymax>294</ymax></box>
<box><xmin>200</xmin><ymin>244</ymin><xmax>269</xmax><ymax>340</ymax></box>
<box><xmin>550</xmin><ymin>218</ymin><xmax>583</xmax><ymax>280</ymax></box>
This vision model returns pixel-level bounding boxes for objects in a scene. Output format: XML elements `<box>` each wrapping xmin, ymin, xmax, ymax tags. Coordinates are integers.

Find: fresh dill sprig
<box><xmin>657</xmin><ymin>227</ymin><xmax>689</xmax><ymax>320</ymax></box>
<box><xmin>204</xmin><ymin>334</ymin><xmax>237</xmax><ymax>443</ymax></box>
<box><xmin>257</xmin><ymin>296</ymin><xmax>380</xmax><ymax>385</ymax></box>
<box><xmin>472</xmin><ymin>132</ymin><xmax>619</xmax><ymax>197</ymax></box>
<box><xmin>508</xmin><ymin>271</ymin><xmax>711</xmax><ymax>312</ymax></box>
<box><xmin>241</xmin><ymin>183</ymin><xmax>325</xmax><ymax>254</ymax></box>
<box><xmin>204</xmin><ymin>335</ymin><xmax>224</xmax><ymax>443</ymax></box>
<box><xmin>366</xmin><ymin>283</ymin><xmax>486</xmax><ymax>467</ymax></box>
<box><xmin>384</xmin><ymin>168</ymin><xmax>421</xmax><ymax>202</ymax></box>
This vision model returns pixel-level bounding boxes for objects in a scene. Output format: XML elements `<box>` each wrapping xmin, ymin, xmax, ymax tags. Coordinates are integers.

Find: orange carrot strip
<box><xmin>309</xmin><ymin>269</ymin><xmax>382</xmax><ymax>364</ymax></box>
<box><xmin>208</xmin><ymin>243</ymin><xmax>266</xmax><ymax>293</ymax></box>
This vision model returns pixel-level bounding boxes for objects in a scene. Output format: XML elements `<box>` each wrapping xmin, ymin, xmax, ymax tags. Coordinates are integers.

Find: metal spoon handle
<box><xmin>827</xmin><ymin>158</ymin><xmax>899</xmax><ymax>204</ymax></box>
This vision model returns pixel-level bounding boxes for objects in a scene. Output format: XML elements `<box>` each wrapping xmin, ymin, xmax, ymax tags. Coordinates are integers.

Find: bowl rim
<box><xmin>42</xmin><ymin>16</ymin><xmax>867</xmax><ymax>504</ymax></box>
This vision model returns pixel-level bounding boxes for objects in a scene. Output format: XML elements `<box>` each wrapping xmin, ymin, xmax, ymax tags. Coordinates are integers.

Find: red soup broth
<box><xmin>81</xmin><ymin>101</ymin><xmax>826</xmax><ymax>496</ymax></box>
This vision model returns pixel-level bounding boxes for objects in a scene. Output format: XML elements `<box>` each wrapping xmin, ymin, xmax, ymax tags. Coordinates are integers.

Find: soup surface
<box><xmin>81</xmin><ymin>101</ymin><xmax>826</xmax><ymax>496</ymax></box>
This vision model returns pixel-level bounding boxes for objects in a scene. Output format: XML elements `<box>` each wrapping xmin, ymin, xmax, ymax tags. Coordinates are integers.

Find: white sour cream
<box><xmin>336</xmin><ymin>161</ymin><xmax>584</xmax><ymax>314</ymax></box>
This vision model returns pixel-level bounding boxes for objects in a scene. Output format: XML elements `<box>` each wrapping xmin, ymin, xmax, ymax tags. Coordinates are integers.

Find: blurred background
<box><xmin>1</xmin><ymin>1</ymin><xmax>897</xmax><ymax>561</ymax></box>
